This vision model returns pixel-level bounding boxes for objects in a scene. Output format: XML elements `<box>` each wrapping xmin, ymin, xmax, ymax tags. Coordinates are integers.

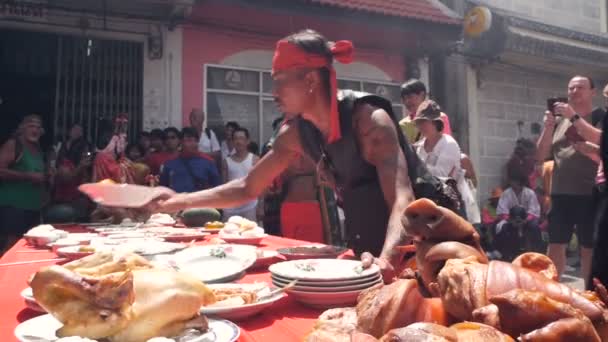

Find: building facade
<box><xmin>180</xmin><ymin>0</ymin><xmax>461</xmax><ymax>146</ymax></box>
<box><xmin>1</xmin><ymin>0</ymin><xmax>464</xmax><ymax>148</ymax></box>
<box><xmin>440</xmin><ymin>0</ymin><xmax>608</xmax><ymax>201</ymax></box>
<box><xmin>0</xmin><ymin>0</ymin><xmax>188</xmax><ymax>142</ymax></box>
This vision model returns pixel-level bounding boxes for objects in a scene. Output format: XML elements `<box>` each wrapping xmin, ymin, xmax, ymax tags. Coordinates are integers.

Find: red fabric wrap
<box><xmin>272</xmin><ymin>39</ymin><xmax>354</xmax><ymax>143</ymax></box>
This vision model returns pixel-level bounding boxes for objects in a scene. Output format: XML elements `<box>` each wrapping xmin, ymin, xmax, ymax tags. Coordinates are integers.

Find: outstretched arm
<box><xmin>356</xmin><ymin>104</ymin><xmax>416</xmax><ymax>265</ymax></box>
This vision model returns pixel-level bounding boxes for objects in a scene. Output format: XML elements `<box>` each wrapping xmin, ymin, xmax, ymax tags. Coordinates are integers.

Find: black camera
<box><xmin>547</xmin><ymin>97</ymin><xmax>568</xmax><ymax>116</ymax></box>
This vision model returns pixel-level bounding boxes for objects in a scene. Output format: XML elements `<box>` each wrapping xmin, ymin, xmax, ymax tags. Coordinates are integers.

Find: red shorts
<box><xmin>280</xmin><ymin>201</ymin><xmax>324</xmax><ymax>243</ymax></box>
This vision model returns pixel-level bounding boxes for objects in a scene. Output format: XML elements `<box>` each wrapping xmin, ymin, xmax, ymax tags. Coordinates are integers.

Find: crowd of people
<box><xmin>1</xmin><ymin>29</ymin><xmax>608</xmax><ymax>291</ymax></box>
<box><xmin>0</xmin><ymin>109</ymin><xmax>267</xmax><ymax>252</ymax></box>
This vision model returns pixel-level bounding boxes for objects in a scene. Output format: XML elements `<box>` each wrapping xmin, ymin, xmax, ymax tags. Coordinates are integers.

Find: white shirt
<box><xmin>496</xmin><ymin>187</ymin><xmax>540</xmax><ymax>218</ymax></box>
<box><xmin>415</xmin><ymin>134</ymin><xmax>461</xmax><ymax>178</ymax></box>
<box><xmin>198</xmin><ymin>129</ymin><xmax>220</xmax><ymax>154</ymax></box>
<box><xmin>224</xmin><ymin>153</ymin><xmax>257</xmax><ymax>212</ymax></box>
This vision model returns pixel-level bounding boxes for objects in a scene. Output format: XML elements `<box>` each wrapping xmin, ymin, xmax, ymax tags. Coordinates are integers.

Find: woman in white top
<box><xmin>221</xmin><ymin>127</ymin><xmax>260</xmax><ymax>221</ymax></box>
<box><xmin>414</xmin><ymin>100</ymin><xmax>481</xmax><ymax>224</ymax></box>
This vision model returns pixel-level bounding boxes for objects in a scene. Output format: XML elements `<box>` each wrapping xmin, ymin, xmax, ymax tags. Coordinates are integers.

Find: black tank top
<box><xmin>296</xmin><ymin>90</ymin><xmax>434</xmax><ymax>255</ymax></box>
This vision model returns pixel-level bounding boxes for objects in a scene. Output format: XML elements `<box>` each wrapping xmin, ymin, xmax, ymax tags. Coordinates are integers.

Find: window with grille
<box><xmin>54</xmin><ymin>36</ymin><xmax>143</xmax><ymax>144</ymax></box>
<box><xmin>205</xmin><ymin>64</ymin><xmax>403</xmax><ymax>146</ymax></box>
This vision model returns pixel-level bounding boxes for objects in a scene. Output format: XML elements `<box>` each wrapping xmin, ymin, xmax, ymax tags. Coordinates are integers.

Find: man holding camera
<box><xmin>537</xmin><ymin>75</ymin><xmax>605</xmax><ymax>284</ymax></box>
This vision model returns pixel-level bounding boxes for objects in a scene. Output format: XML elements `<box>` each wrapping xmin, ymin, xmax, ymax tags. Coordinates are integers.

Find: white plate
<box><xmin>285</xmin><ymin>289</ymin><xmax>364</xmax><ymax>309</ymax></box>
<box><xmin>272</xmin><ymin>275</ymin><xmax>382</xmax><ymax>292</ymax></box>
<box><xmin>201</xmin><ymin>228</ymin><xmax>222</xmax><ymax>234</ymax></box>
<box><xmin>218</xmin><ymin>234</ymin><xmax>267</xmax><ymax>245</ymax></box>
<box><xmin>276</xmin><ymin>244</ymin><xmax>348</xmax><ymax>260</ymax></box>
<box><xmin>47</xmin><ymin>241</ymin><xmax>85</xmax><ymax>253</ymax></box>
<box><xmin>142</xmin><ymin>228</ymin><xmax>210</xmax><ymax>242</ymax></box>
<box><xmin>201</xmin><ymin>283</ymin><xmax>285</xmax><ymax>321</ymax></box>
<box><xmin>271</xmin><ymin>272</ymin><xmax>381</xmax><ymax>286</ymax></box>
<box><xmin>15</xmin><ymin>314</ymin><xmax>240</xmax><ymax>342</ymax></box>
<box><xmin>23</xmin><ymin>235</ymin><xmax>56</xmax><ymax>248</ymax></box>
<box><xmin>269</xmin><ymin>259</ymin><xmax>379</xmax><ymax>281</ymax></box>
<box><xmin>57</xmin><ymin>241</ymin><xmax>185</xmax><ymax>259</ymax></box>
<box><xmin>55</xmin><ymin>245</ymin><xmax>101</xmax><ymax>260</ymax></box>
<box><xmin>94</xmin><ymin>226</ymin><xmax>140</xmax><ymax>233</ymax></box>
<box><xmin>79</xmin><ymin>183</ymin><xmax>176</xmax><ymax>208</ymax></box>
<box><xmin>159</xmin><ymin>233</ymin><xmax>210</xmax><ymax>242</ymax></box>
<box><xmin>114</xmin><ymin>240</ymin><xmax>186</xmax><ymax>256</ymax></box>
<box><xmin>20</xmin><ymin>288</ymin><xmax>45</xmax><ymax>313</ymax></box>
<box><xmin>102</xmin><ymin>231</ymin><xmax>157</xmax><ymax>239</ymax></box>
<box><xmin>166</xmin><ymin>245</ymin><xmax>257</xmax><ymax>283</ymax></box>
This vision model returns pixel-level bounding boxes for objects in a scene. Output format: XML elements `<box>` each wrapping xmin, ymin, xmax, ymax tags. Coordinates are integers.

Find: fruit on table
<box><xmin>78</xmin><ymin>246</ymin><xmax>96</xmax><ymax>253</ymax></box>
<box><xmin>181</xmin><ymin>208</ymin><xmax>221</xmax><ymax>227</ymax></box>
<box><xmin>204</xmin><ymin>221</ymin><xmax>225</xmax><ymax>229</ymax></box>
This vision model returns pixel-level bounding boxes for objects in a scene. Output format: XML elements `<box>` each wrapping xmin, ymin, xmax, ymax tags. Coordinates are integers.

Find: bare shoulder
<box><xmin>0</xmin><ymin>138</ymin><xmax>16</xmax><ymax>155</ymax></box>
<box><xmin>352</xmin><ymin>103</ymin><xmax>401</xmax><ymax>165</ymax></box>
<box><xmin>1</xmin><ymin>138</ymin><xmax>16</xmax><ymax>149</ymax></box>
<box><xmin>353</xmin><ymin>103</ymin><xmax>398</xmax><ymax>138</ymax></box>
<box><xmin>0</xmin><ymin>138</ymin><xmax>16</xmax><ymax>165</ymax></box>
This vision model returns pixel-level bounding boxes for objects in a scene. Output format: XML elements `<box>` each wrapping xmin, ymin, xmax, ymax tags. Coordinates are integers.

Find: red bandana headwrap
<box><xmin>272</xmin><ymin>39</ymin><xmax>354</xmax><ymax>143</ymax></box>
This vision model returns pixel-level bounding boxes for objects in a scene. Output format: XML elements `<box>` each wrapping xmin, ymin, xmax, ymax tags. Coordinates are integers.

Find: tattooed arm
<box><xmin>354</xmin><ymin>103</ymin><xmax>417</xmax><ymax>274</ymax></box>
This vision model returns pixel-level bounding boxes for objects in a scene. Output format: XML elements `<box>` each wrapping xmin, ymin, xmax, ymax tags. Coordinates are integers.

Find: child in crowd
<box><xmin>492</xmin><ymin>175</ymin><xmax>544</xmax><ymax>261</ymax></box>
<box><xmin>480</xmin><ymin>187</ymin><xmax>502</xmax><ymax>254</ymax></box>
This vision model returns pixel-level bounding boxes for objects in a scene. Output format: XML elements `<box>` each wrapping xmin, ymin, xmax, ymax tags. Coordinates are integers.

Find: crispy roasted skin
<box><xmin>305</xmin><ymin>307</ymin><xmax>359</xmax><ymax>342</ymax></box>
<box><xmin>450</xmin><ymin>322</ymin><xmax>514</xmax><ymax>341</ymax></box>
<box><xmin>62</xmin><ymin>251</ymin><xmax>153</xmax><ymax>277</ymax></box>
<box><xmin>487</xmin><ymin>289</ymin><xmax>586</xmax><ymax>337</ymax></box>
<box><xmin>212</xmin><ymin>288</ymin><xmax>258</xmax><ymax>304</ymax></box>
<box><xmin>379</xmin><ymin>322</ymin><xmax>457</xmax><ymax>342</ymax></box>
<box><xmin>401</xmin><ymin>199</ymin><xmax>487</xmax><ymax>291</ymax></box>
<box><xmin>356</xmin><ymin>280</ymin><xmax>448</xmax><ymax>338</ymax></box>
<box><xmin>437</xmin><ymin>258</ymin><xmax>606</xmax><ymax>323</ymax></box>
<box><xmin>31</xmin><ymin>252</ymin><xmax>216</xmax><ymax>342</ymax></box>
<box><xmin>511</xmin><ymin>253</ymin><xmax>558</xmax><ymax>281</ymax></box>
<box><xmin>403</xmin><ymin>199</ymin><xmax>479</xmax><ymax>242</ymax></box>
<box><xmin>519</xmin><ymin>317</ymin><xmax>601</xmax><ymax>342</ymax></box>
<box><xmin>110</xmin><ymin>269</ymin><xmax>215</xmax><ymax>342</ymax></box>
<box><xmin>31</xmin><ymin>266</ymin><xmax>134</xmax><ymax>339</ymax></box>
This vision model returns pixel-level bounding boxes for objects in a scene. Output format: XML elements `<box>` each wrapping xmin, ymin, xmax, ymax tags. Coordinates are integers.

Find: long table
<box><xmin>0</xmin><ymin>230</ymin><xmax>350</xmax><ymax>341</ymax></box>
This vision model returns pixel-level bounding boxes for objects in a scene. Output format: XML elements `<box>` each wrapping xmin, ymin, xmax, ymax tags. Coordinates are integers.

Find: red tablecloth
<box><xmin>0</xmin><ymin>230</ymin><xmax>352</xmax><ymax>341</ymax></box>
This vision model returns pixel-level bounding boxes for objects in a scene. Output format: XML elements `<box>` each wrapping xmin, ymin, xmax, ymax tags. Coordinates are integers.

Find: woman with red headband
<box><xmin>145</xmin><ymin>30</ymin><xmax>444</xmax><ymax>278</ymax></box>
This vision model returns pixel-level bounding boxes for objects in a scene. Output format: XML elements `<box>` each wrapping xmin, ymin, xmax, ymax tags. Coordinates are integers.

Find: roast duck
<box><xmin>307</xmin><ymin>199</ymin><xmax>608</xmax><ymax>341</ymax></box>
<box><xmin>30</xmin><ymin>252</ymin><xmax>216</xmax><ymax>341</ymax></box>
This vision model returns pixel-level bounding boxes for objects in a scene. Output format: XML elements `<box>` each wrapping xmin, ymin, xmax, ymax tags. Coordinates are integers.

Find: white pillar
<box><xmin>142</xmin><ymin>26</ymin><xmax>183</xmax><ymax>130</ymax></box>
<box><xmin>466</xmin><ymin>65</ymin><xmax>481</xmax><ymax>201</ymax></box>
<box><xmin>418</xmin><ymin>58</ymin><xmax>430</xmax><ymax>86</ymax></box>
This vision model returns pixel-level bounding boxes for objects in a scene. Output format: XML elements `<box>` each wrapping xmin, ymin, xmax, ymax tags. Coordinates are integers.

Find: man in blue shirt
<box><xmin>160</xmin><ymin>127</ymin><xmax>220</xmax><ymax>193</ymax></box>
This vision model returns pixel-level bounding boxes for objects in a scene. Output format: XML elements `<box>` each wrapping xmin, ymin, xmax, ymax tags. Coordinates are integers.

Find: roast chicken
<box><xmin>307</xmin><ymin>199</ymin><xmax>608</xmax><ymax>341</ymax></box>
<box><xmin>30</xmin><ymin>252</ymin><xmax>216</xmax><ymax>342</ymax></box>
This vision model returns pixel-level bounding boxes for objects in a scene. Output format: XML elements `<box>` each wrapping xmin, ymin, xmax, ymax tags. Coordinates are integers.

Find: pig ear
<box><xmin>512</xmin><ymin>253</ymin><xmax>558</xmax><ymax>281</ymax></box>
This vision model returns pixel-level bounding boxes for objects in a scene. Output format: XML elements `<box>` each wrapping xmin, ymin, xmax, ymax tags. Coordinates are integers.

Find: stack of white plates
<box><xmin>269</xmin><ymin>259</ymin><xmax>382</xmax><ymax>309</ymax></box>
